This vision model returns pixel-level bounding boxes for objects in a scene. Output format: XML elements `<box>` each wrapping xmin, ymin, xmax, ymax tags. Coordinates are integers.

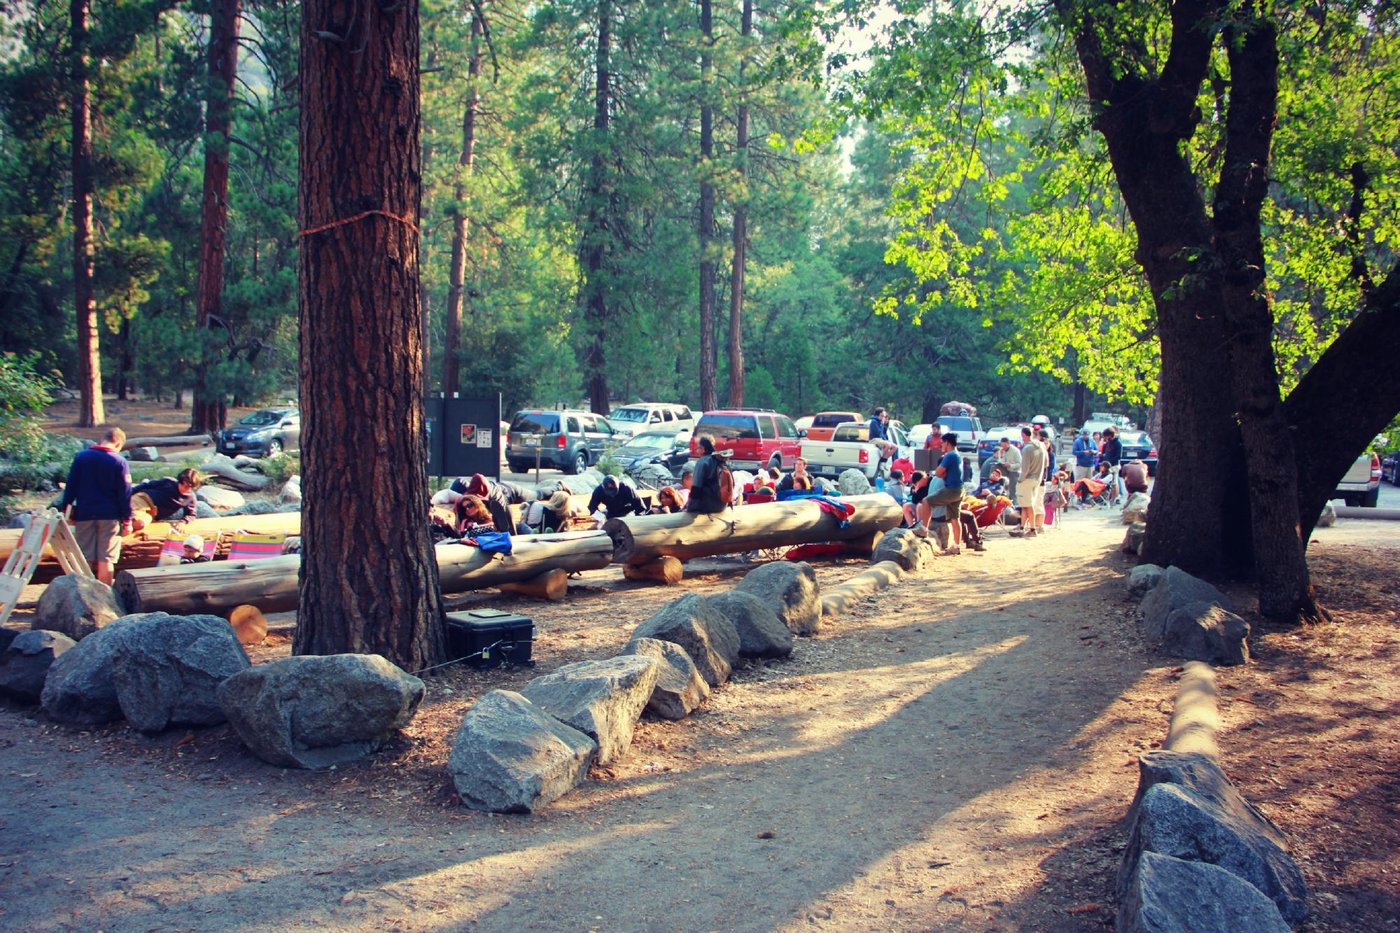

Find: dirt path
<box><xmin>1</xmin><ymin>507</ymin><xmax>1396</xmax><ymax>931</ymax></box>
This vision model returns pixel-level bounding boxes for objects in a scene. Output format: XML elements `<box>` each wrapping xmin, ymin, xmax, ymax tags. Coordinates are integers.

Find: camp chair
<box><xmin>226</xmin><ymin>532</ymin><xmax>288</xmax><ymax>562</ymax></box>
<box><xmin>157</xmin><ymin>532</ymin><xmax>218</xmax><ymax>566</ymax></box>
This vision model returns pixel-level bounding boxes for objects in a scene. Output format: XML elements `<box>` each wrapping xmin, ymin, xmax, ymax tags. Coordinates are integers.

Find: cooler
<box><xmin>445</xmin><ymin>609</ymin><xmax>535</xmax><ymax>669</ymax></box>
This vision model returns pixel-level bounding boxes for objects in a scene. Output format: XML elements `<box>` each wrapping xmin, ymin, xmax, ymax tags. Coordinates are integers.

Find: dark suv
<box><xmin>689</xmin><ymin>409</ymin><xmax>803</xmax><ymax>471</ymax></box>
<box><xmin>506</xmin><ymin>409</ymin><xmax>618</xmax><ymax>474</ymax></box>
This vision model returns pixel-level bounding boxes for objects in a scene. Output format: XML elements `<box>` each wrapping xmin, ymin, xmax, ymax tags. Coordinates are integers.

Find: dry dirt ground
<box><xmin>1</xmin><ymin>399</ymin><xmax>1397</xmax><ymax>931</ymax></box>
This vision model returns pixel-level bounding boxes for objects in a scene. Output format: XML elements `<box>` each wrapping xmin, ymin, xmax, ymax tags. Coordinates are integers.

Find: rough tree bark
<box><xmin>70</xmin><ymin>0</ymin><xmax>103</xmax><ymax>428</ymax></box>
<box><xmin>698</xmin><ymin>0</ymin><xmax>718</xmax><ymax>410</ymax></box>
<box><xmin>190</xmin><ymin>0</ymin><xmax>241</xmax><ymax>436</ymax></box>
<box><xmin>442</xmin><ymin>9</ymin><xmax>484</xmax><ymax>398</ymax></box>
<box><xmin>579</xmin><ymin>0</ymin><xmax>614</xmax><ymax>414</ymax></box>
<box><xmin>295</xmin><ymin>0</ymin><xmax>446</xmax><ymax>669</ymax></box>
<box><xmin>726</xmin><ymin>0</ymin><xmax>752</xmax><ymax>408</ymax></box>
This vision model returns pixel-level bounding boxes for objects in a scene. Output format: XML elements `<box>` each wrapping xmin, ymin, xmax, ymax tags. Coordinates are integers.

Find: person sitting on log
<box><xmin>588</xmin><ymin>475</ymin><xmax>648</xmax><ymax>526</ymax></box>
<box><xmin>523</xmin><ymin>487</ymin><xmax>579</xmax><ymax>533</ymax></box>
<box><xmin>130</xmin><ymin>468</ymin><xmax>203</xmax><ymax>531</ymax></box>
<box><xmin>654</xmin><ymin>471</ymin><xmax>692</xmax><ymax>513</ymax></box>
<box><xmin>686</xmin><ymin>435</ymin><xmax>731</xmax><ymax>514</ymax></box>
<box><xmin>458</xmin><ymin>472</ymin><xmax>531</xmax><ymax>534</ymax></box>
<box><xmin>453</xmin><ymin>494</ymin><xmax>495</xmax><ymax>536</ymax></box>
<box><xmin>776</xmin><ymin>457</ymin><xmax>813</xmax><ymax>495</ymax></box>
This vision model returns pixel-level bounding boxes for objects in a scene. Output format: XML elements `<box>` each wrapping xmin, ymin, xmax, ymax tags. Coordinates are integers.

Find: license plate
<box><xmin>525</xmin><ymin>437</ymin><xmax>539</xmax><ymax>447</ymax></box>
<box><xmin>1125</xmin><ymin>451</ymin><xmax>1140</xmax><ymax>458</ymax></box>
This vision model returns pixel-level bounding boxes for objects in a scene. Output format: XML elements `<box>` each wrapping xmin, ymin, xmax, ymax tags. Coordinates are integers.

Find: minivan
<box><xmin>689</xmin><ymin>409</ymin><xmax>804</xmax><ymax>471</ymax></box>
<box><xmin>506</xmin><ymin>409</ymin><xmax>618</xmax><ymax>474</ymax></box>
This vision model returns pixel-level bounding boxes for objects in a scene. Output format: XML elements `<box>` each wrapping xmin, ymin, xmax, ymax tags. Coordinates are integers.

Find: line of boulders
<box><xmin>1117</xmin><ymin>567</ymin><xmax>1308</xmax><ymax>930</ymax></box>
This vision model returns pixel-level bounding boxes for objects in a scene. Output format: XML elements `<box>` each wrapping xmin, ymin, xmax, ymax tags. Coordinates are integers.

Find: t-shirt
<box><xmin>937</xmin><ymin>450</ymin><xmax>963</xmax><ymax>490</ymax></box>
<box><xmin>131</xmin><ymin>477</ymin><xmax>197</xmax><ymax>520</ymax></box>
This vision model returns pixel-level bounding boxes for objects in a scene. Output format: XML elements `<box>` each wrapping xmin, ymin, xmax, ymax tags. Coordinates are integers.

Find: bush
<box><xmin>0</xmin><ymin>353</ymin><xmax>60</xmax><ymax>464</ymax></box>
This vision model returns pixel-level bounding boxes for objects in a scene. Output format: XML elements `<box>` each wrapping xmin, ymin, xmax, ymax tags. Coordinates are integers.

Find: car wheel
<box><xmin>266</xmin><ymin>439</ymin><xmax>283</xmax><ymax>456</ymax></box>
<box><xmin>1361</xmin><ymin>486</ymin><xmax>1380</xmax><ymax>508</ymax></box>
<box><xmin>566</xmin><ymin>451</ymin><xmax>587</xmax><ymax>475</ymax></box>
<box><xmin>507</xmin><ymin>459</ymin><xmax>527</xmax><ymax>474</ymax></box>
<box><xmin>1342</xmin><ymin>494</ymin><xmax>1358</xmax><ymax>508</ymax></box>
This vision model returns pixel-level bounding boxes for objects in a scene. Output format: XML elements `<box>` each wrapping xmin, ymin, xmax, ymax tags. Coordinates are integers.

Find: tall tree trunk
<box><xmin>70</xmin><ymin>0</ymin><xmax>103</xmax><ymax>427</ymax></box>
<box><xmin>726</xmin><ymin>0</ymin><xmax>751</xmax><ymax>408</ymax></box>
<box><xmin>191</xmin><ymin>0</ymin><xmax>241</xmax><ymax>435</ymax></box>
<box><xmin>697</xmin><ymin>0</ymin><xmax>717</xmax><ymax>410</ymax></box>
<box><xmin>1212</xmin><ymin>12</ymin><xmax>1319</xmax><ymax>622</ymax></box>
<box><xmin>1067</xmin><ymin>0</ymin><xmax>1251</xmax><ymax>581</ymax></box>
<box><xmin>582</xmin><ymin>0</ymin><xmax>613</xmax><ymax>415</ymax></box>
<box><xmin>443</xmin><ymin>10</ymin><xmax>484</xmax><ymax>397</ymax></box>
<box><xmin>295</xmin><ymin>0</ymin><xmax>445</xmax><ymax>670</ymax></box>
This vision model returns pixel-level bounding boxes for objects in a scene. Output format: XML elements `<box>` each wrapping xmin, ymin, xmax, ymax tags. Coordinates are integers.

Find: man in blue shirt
<box><xmin>1072</xmin><ymin>429</ymin><xmax>1097</xmax><ymax>482</ymax></box>
<box><xmin>58</xmin><ymin>427</ymin><xmax>132</xmax><ymax>584</ymax></box>
<box><xmin>923</xmin><ymin>433</ymin><xmax>966</xmax><ymax>554</ymax></box>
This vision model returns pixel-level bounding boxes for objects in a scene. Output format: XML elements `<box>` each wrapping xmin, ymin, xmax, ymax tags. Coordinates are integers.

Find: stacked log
<box><xmin>114</xmin><ymin>530</ymin><xmax>615</xmax><ymax>615</ymax></box>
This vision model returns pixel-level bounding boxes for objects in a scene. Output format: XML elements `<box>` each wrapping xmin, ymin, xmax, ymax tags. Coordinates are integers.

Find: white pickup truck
<box><xmin>1335</xmin><ymin>451</ymin><xmax>1381</xmax><ymax>507</ymax></box>
<box><xmin>800</xmin><ymin>421</ymin><xmax>911</xmax><ymax>481</ymax></box>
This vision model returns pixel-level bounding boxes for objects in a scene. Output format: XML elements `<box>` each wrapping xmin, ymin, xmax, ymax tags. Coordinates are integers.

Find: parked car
<box><xmin>907</xmin><ymin>423</ymin><xmax>936</xmax><ymax>449</ymax></box>
<box><xmin>1335</xmin><ymin>451</ymin><xmax>1382</xmax><ymax>507</ymax></box>
<box><xmin>976</xmin><ymin>426</ymin><xmax>1025</xmax><ymax>464</ymax></box>
<box><xmin>800</xmin><ymin>421</ymin><xmax>913</xmax><ymax>481</ymax></box>
<box><xmin>216</xmin><ymin>407</ymin><xmax>300</xmax><ymax>458</ymax></box>
<box><xmin>1382</xmin><ymin>450</ymin><xmax>1400</xmax><ymax>485</ymax></box>
<box><xmin>934</xmin><ymin>413</ymin><xmax>983</xmax><ymax>455</ymax></box>
<box><xmin>506</xmin><ymin>409</ymin><xmax>618</xmax><ymax>474</ymax></box>
<box><xmin>804</xmin><ymin>410</ymin><xmax>864</xmax><ymax>443</ymax></box>
<box><xmin>1117</xmin><ymin>431</ymin><xmax>1159</xmax><ymax>476</ymax></box>
<box><xmin>689</xmin><ymin>409</ymin><xmax>804</xmax><ymax>471</ymax></box>
<box><xmin>606</xmin><ymin>402</ymin><xmax>695</xmax><ymax>440</ymax></box>
<box><xmin>609</xmin><ymin>430</ymin><xmax>690</xmax><ymax>478</ymax></box>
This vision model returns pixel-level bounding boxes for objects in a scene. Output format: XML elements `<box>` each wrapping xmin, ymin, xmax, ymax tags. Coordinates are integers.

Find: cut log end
<box><xmin>623</xmin><ymin>556</ymin><xmax>684</xmax><ymax>585</ymax></box>
<box><xmin>228</xmin><ymin>604</ymin><xmax>268</xmax><ymax>645</ymax></box>
<box><xmin>497</xmin><ymin>568</ymin><xmax>569</xmax><ymax>601</ymax></box>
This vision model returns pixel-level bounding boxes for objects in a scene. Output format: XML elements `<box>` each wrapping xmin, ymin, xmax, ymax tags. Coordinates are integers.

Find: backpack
<box><xmin>718</xmin><ymin>466</ymin><xmax>735</xmax><ymax>506</ymax></box>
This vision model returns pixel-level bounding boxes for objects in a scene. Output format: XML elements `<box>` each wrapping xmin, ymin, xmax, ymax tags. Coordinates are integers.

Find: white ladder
<box><xmin>0</xmin><ymin>509</ymin><xmax>93</xmax><ymax>627</ymax></box>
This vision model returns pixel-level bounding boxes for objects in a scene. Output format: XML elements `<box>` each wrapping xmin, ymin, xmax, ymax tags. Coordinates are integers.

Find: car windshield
<box><xmin>510</xmin><ymin>412</ymin><xmax>559</xmax><ymax>433</ymax></box>
<box><xmin>619</xmin><ymin>433</ymin><xmax>673</xmax><ymax>452</ymax></box>
<box><xmin>240</xmin><ymin>409</ymin><xmax>285</xmax><ymax>427</ymax></box>
<box><xmin>609</xmin><ymin>408</ymin><xmax>649</xmax><ymax>423</ymax></box>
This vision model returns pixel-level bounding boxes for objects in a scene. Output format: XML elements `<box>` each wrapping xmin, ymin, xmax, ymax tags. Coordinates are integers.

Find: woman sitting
<box><xmin>454</xmin><ymin>494</ymin><xmax>495</xmax><ymax>535</ymax></box>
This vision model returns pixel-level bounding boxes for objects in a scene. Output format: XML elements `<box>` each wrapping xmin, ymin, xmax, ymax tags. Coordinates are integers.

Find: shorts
<box><xmin>1017</xmin><ymin>479</ymin><xmax>1044</xmax><ymax>516</ymax></box>
<box><xmin>74</xmin><ymin>519</ymin><xmax>123</xmax><ymax>565</ymax></box>
<box><xmin>926</xmin><ymin>485</ymin><xmax>963</xmax><ymax>510</ymax></box>
<box><xmin>1073</xmin><ymin>465</ymin><xmax>1092</xmax><ymax>482</ymax></box>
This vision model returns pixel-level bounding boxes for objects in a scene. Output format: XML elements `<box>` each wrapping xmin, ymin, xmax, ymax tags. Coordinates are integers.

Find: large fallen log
<box><xmin>199</xmin><ymin>456</ymin><xmax>272</xmax><ymax>490</ymax></box>
<box><xmin>122</xmin><ymin>433</ymin><xmax>212</xmax><ymax>449</ymax></box>
<box><xmin>114</xmin><ymin>530</ymin><xmax>614</xmax><ymax>615</ymax></box>
<box><xmin>603</xmin><ymin>493</ymin><xmax>903</xmax><ymax>565</ymax></box>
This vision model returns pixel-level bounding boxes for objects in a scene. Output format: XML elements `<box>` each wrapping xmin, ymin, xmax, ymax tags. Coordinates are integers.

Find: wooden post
<box><xmin>497</xmin><ymin>567</ymin><xmax>569</xmax><ymax>601</ymax></box>
<box><xmin>622</xmin><ymin>555</ymin><xmax>684</xmax><ymax>585</ymax></box>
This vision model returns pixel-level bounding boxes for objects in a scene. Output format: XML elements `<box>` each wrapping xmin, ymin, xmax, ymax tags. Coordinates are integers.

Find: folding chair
<box><xmin>157</xmin><ymin>532</ymin><xmax>219</xmax><ymax>566</ymax></box>
<box><xmin>226</xmin><ymin>532</ymin><xmax>288</xmax><ymax>562</ymax></box>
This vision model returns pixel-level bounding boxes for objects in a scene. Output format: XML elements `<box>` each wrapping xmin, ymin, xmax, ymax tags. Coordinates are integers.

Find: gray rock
<box><xmin>1122</xmin><ymin>751</ymin><xmax>1306</xmax><ymax>924</ymax></box>
<box><xmin>279</xmin><ymin>477</ymin><xmax>302</xmax><ymax>504</ymax></box>
<box><xmin>1162</xmin><ymin>601</ymin><xmax>1250</xmax><ymax>666</ymax></box>
<box><xmin>448</xmin><ymin>690</ymin><xmax>596</xmax><ymax>813</ymax></box>
<box><xmin>196</xmin><ymin>485</ymin><xmax>246</xmax><ymax>512</ymax></box>
<box><xmin>40</xmin><ymin>616</ymin><xmax>148</xmax><ymax>724</ymax></box>
<box><xmin>734</xmin><ymin>560</ymin><xmax>821</xmax><ymax>637</ymax></box>
<box><xmin>1120</xmin><ymin>851</ymin><xmax>1290</xmax><ymax>933</ymax></box>
<box><xmin>32</xmin><ymin>575</ymin><xmax>126</xmax><ymax>641</ymax></box>
<box><xmin>1139</xmin><ymin>566</ymin><xmax>1233</xmax><ymax>641</ymax></box>
<box><xmin>521</xmin><ymin>655</ymin><xmax>659</xmax><ymax>765</ymax></box>
<box><xmin>1123</xmin><ymin>521</ymin><xmax>1147</xmax><ymax>555</ymax></box>
<box><xmin>619</xmin><ymin>637</ymin><xmax>710</xmax><ymax>720</ymax></box>
<box><xmin>1122</xmin><ymin>491</ymin><xmax>1151</xmax><ymax>524</ymax></box>
<box><xmin>1126</xmin><ymin>564</ymin><xmax>1166</xmax><ymax>598</ymax></box>
<box><xmin>217</xmin><ymin>654</ymin><xmax>424</xmax><ymax>769</ymax></box>
<box><xmin>705</xmin><ymin>591</ymin><xmax>792</xmax><ymax>659</ymax></box>
<box><xmin>837</xmin><ymin>469</ymin><xmax>872</xmax><ymax>496</ymax></box>
<box><xmin>236</xmin><ymin>500</ymin><xmax>289</xmax><ymax>516</ymax></box>
<box><xmin>0</xmin><ymin>630</ymin><xmax>76</xmax><ymax>702</ymax></box>
<box><xmin>127</xmin><ymin>446</ymin><xmax>160</xmax><ymax>462</ymax></box>
<box><xmin>0</xmin><ymin>627</ymin><xmax>17</xmax><ymax>652</ymax></box>
<box><xmin>110</xmin><ymin>614</ymin><xmax>250</xmax><ymax>733</ymax></box>
<box><xmin>1316</xmin><ymin>500</ymin><xmax>1337</xmax><ymax>528</ymax></box>
<box><xmin>631</xmin><ymin>594</ymin><xmax>738</xmax><ymax>687</ymax></box>
<box><xmin>871</xmin><ymin>527</ymin><xmax>926</xmax><ymax>573</ymax></box>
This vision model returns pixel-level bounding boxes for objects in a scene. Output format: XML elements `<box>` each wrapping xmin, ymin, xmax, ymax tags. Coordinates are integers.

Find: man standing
<box><xmin>924</xmin><ymin>433</ymin><xmax>966</xmax><ymax>554</ymax></box>
<box><xmin>1072</xmin><ymin>429</ymin><xmax>1096</xmax><ymax>483</ymax></box>
<box><xmin>1100</xmin><ymin>426</ymin><xmax>1124</xmax><ymax>503</ymax></box>
<box><xmin>998</xmin><ymin>436</ymin><xmax>1022</xmax><ymax>505</ymax></box>
<box><xmin>1014</xmin><ymin>426</ymin><xmax>1046</xmax><ymax>537</ymax></box>
<box><xmin>59</xmin><ymin>427</ymin><xmax>132</xmax><ymax>584</ymax></box>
